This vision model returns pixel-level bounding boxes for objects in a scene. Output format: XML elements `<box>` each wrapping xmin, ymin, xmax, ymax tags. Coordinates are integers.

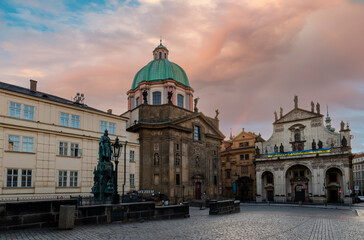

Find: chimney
<box><xmin>30</xmin><ymin>79</ymin><xmax>37</xmax><ymax>91</ymax></box>
<box><xmin>107</xmin><ymin>109</ymin><xmax>112</xmax><ymax>114</ymax></box>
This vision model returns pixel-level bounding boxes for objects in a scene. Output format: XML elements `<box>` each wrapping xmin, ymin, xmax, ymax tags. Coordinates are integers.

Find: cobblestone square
<box><xmin>1</xmin><ymin>204</ymin><xmax>363</xmax><ymax>240</ymax></box>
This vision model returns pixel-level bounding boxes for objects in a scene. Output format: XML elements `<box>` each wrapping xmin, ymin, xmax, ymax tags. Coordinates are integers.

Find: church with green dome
<box><xmin>123</xmin><ymin>42</ymin><xmax>224</xmax><ymax>203</ymax></box>
<box><xmin>127</xmin><ymin>41</ymin><xmax>194</xmax><ymax>111</ymax></box>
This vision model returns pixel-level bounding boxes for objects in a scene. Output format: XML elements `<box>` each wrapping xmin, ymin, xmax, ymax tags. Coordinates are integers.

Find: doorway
<box><xmin>267</xmin><ymin>190</ymin><xmax>274</xmax><ymax>202</ymax></box>
<box><xmin>195</xmin><ymin>182</ymin><xmax>201</xmax><ymax>200</ymax></box>
<box><xmin>294</xmin><ymin>185</ymin><xmax>305</xmax><ymax>202</ymax></box>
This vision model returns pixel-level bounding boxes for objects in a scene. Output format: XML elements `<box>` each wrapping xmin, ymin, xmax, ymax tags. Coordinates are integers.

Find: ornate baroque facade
<box><xmin>221</xmin><ymin>129</ymin><xmax>263</xmax><ymax>201</ymax></box>
<box><xmin>255</xmin><ymin>96</ymin><xmax>353</xmax><ymax>203</ymax></box>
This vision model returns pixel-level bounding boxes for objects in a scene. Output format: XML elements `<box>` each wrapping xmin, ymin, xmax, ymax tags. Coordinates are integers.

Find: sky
<box><xmin>1</xmin><ymin>0</ymin><xmax>364</xmax><ymax>152</ymax></box>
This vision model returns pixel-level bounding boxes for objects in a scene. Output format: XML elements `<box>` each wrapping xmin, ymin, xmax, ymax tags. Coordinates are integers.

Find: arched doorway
<box><xmin>286</xmin><ymin>165</ymin><xmax>312</xmax><ymax>202</ymax></box>
<box><xmin>195</xmin><ymin>182</ymin><xmax>201</xmax><ymax>200</ymax></box>
<box><xmin>325</xmin><ymin>168</ymin><xmax>343</xmax><ymax>203</ymax></box>
<box><xmin>262</xmin><ymin>171</ymin><xmax>274</xmax><ymax>202</ymax></box>
<box><xmin>237</xmin><ymin>177</ymin><xmax>254</xmax><ymax>201</ymax></box>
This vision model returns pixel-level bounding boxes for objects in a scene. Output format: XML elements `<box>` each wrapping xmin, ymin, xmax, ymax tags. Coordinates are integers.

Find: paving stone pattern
<box><xmin>1</xmin><ymin>205</ymin><xmax>363</xmax><ymax>240</ymax></box>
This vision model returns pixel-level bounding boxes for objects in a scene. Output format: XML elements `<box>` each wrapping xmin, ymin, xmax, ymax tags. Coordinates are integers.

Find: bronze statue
<box><xmin>167</xmin><ymin>90</ymin><xmax>173</xmax><ymax>104</ymax></box>
<box><xmin>142</xmin><ymin>89</ymin><xmax>148</xmax><ymax>104</ymax></box>
<box><xmin>99</xmin><ymin>130</ymin><xmax>112</xmax><ymax>162</ymax></box>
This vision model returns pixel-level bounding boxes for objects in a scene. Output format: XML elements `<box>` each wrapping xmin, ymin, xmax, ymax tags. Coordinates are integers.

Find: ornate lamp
<box><xmin>112</xmin><ymin>137</ymin><xmax>122</xmax><ymax>204</ymax></box>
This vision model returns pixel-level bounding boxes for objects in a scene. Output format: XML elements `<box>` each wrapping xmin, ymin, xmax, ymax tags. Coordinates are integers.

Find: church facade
<box><xmin>255</xmin><ymin>96</ymin><xmax>353</xmax><ymax>204</ymax></box>
<box><xmin>123</xmin><ymin>42</ymin><xmax>224</xmax><ymax>203</ymax></box>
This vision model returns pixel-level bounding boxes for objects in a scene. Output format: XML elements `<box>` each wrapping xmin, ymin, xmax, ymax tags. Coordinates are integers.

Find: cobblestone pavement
<box><xmin>1</xmin><ymin>205</ymin><xmax>363</xmax><ymax>240</ymax></box>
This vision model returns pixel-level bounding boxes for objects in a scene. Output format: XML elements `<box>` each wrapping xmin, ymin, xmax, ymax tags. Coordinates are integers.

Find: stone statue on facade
<box><xmin>215</xmin><ymin>109</ymin><xmax>219</xmax><ymax>119</ymax></box>
<box><xmin>318</xmin><ymin>140</ymin><xmax>323</xmax><ymax>149</ymax></box>
<box><xmin>340</xmin><ymin>121</ymin><xmax>345</xmax><ymax>131</ymax></box>
<box><xmin>311</xmin><ymin>101</ymin><xmax>314</xmax><ymax>112</ymax></box>
<box><xmin>312</xmin><ymin>139</ymin><xmax>316</xmax><ymax>150</ymax></box>
<box><xmin>341</xmin><ymin>136</ymin><xmax>347</xmax><ymax>148</ymax></box>
<box><xmin>167</xmin><ymin>90</ymin><xmax>173</xmax><ymax>104</ymax></box>
<box><xmin>294</xmin><ymin>95</ymin><xmax>298</xmax><ymax>108</ymax></box>
<box><xmin>316</xmin><ymin>102</ymin><xmax>320</xmax><ymax>114</ymax></box>
<box><xmin>274</xmin><ymin>111</ymin><xmax>278</xmax><ymax>121</ymax></box>
<box><xmin>279</xmin><ymin>143</ymin><xmax>284</xmax><ymax>153</ymax></box>
<box><xmin>142</xmin><ymin>89</ymin><xmax>148</xmax><ymax>104</ymax></box>
<box><xmin>194</xmin><ymin>97</ymin><xmax>200</xmax><ymax>112</ymax></box>
<box><xmin>99</xmin><ymin>130</ymin><xmax>113</xmax><ymax>162</ymax></box>
<box><xmin>274</xmin><ymin>144</ymin><xmax>278</xmax><ymax>153</ymax></box>
<box><xmin>280</xmin><ymin>107</ymin><xmax>283</xmax><ymax>118</ymax></box>
<box><xmin>256</xmin><ymin>146</ymin><xmax>260</xmax><ymax>155</ymax></box>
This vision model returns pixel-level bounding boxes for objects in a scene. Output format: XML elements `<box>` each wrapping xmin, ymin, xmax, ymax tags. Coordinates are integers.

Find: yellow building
<box><xmin>221</xmin><ymin>129</ymin><xmax>263</xmax><ymax>201</ymax></box>
<box><xmin>0</xmin><ymin>80</ymin><xmax>139</xmax><ymax>200</ymax></box>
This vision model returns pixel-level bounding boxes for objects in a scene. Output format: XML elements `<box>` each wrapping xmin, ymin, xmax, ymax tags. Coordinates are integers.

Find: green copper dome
<box><xmin>131</xmin><ymin>44</ymin><xmax>190</xmax><ymax>90</ymax></box>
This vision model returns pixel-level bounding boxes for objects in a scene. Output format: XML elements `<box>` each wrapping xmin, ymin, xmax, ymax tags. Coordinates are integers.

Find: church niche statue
<box><xmin>142</xmin><ymin>89</ymin><xmax>148</xmax><ymax>104</ymax></box>
<box><xmin>312</xmin><ymin>139</ymin><xmax>316</xmax><ymax>150</ymax></box>
<box><xmin>341</xmin><ymin>136</ymin><xmax>347</xmax><ymax>148</ymax></box>
<box><xmin>318</xmin><ymin>140</ymin><xmax>323</xmax><ymax>149</ymax></box>
<box><xmin>167</xmin><ymin>90</ymin><xmax>173</xmax><ymax>104</ymax></box>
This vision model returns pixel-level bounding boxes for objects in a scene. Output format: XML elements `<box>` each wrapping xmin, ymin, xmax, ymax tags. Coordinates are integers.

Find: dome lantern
<box><xmin>153</xmin><ymin>39</ymin><xmax>169</xmax><ymax>60</ymax></box>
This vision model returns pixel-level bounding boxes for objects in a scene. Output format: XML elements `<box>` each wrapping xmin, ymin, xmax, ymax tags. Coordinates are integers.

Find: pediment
<box><xmin>275</xmin><ymin>108</ymin><xmax>322</xmax><ymax>124</ymax></box>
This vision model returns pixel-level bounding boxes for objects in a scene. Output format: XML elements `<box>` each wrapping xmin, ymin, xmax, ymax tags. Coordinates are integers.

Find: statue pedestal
<box><xmin>92</xmin><ymin>161</ymin><xmax>115</xmax><ymax>201</ymax></box>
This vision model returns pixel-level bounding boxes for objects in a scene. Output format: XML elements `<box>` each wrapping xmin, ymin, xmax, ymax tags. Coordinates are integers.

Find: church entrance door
<box><xmin>294</xmin><ymin>185</ymin><xmax>305</xmax><ymax>202</ymax></box>
<box><xmin>195</xmin><ymin>182</ymin><xmax>201</xmax><ymax>200</ymax></box>
<box><xmin>267</xmin><ymin>190</ymin><xmax>274</xmax><ymax>202</ymax></box>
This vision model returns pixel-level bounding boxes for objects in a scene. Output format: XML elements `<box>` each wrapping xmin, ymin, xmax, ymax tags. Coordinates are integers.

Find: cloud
<box><xmin>0</xmin><ymin>0</ymin><xmax>364</xmax><ymax>151</ymax></box>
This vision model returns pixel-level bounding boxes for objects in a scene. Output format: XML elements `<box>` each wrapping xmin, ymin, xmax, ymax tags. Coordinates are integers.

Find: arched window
<box><xmin>159</xmin><ymin>52</ymin><xmax>162</xmax><ymax>59</ymax></box>
<box><xmin>164</xmin><ymin>53</ymin><xmax>167</xmax><ymax>58</ymax></box>
<box><xmin>177</xmin><ymin>94</ymin><xmax>184</xmax><ymax>108</ymax></box>
<box><xmin>136</xmin><ymin>97</ymin><xmax>140</xmax><ymax>107</ymax></box>
<box><xmin>153</xmin><ymin>92</ymin><xmax>161</xmax><ymax>105</ymax></box>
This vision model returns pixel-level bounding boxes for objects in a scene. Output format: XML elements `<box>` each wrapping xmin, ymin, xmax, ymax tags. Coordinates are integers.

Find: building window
<box><xmin>23</xmin><ymin>105</ymin><xmax>34</xmax><ymax>121</ymax></box>
<box><xmin>177</xmin><ymin>94</ymin><xmax>184</xmax><ymax>108</ymax></box>
<box><xmin>9</xmin><ymin>102</ymin><xmax>21</xmax><ymax>118</ymax></box>
<box><xmin>109</xmin><ymin>123</ymin><xmax>116</xmax><ymax>135</ymax></box>
<box><xmin>159</xmin><ymin>52</ymin><xmax>162</xmax><ymax>59</ymax></box>
<box><xmin>239</xmin><ymin>142</ymin><xmax>249</xmax><ymax>147</ymax></box>
<box><xmin>58</xmin><ymin>171</ymin><xmax>68</xmax><ymax>187</ymax></box>
<box><xmin>71</xmin><ymin>115</ymin><xmax>80</xmax><ymax>128</ymax></box>
<box><xmin>240</xmin><ymin>155</ymin><xmax>244</xmax><ymax>160</ymax></box>
<box><xmin>136</xmin><ymin>97</ymin><xmax>140</xmax><ymax>107</ymax></box>
<box><xmin>175</xmin><ymin>153</ymin><xmax>180</xmax><ymax>166</ymax></box>
<box><xmin>241</xmin><ymin>166</ymin><xmax>248</xmax><ymax>174</ymax></box>
<box><xmin>100</xmin><ymin>121</ymin><xmax>107</xmax><ymax>133</ymax></box>
<box><xmin>154</xmin><ymin>153</ymin><xmax>160</xmax><ymax>166</ymax></box>
<box><xmin>21</xmin><ymin>169</ymin><xmax>32</xmax><ymax>187</ymax></box>
<box><xmin>130</xmin><ymin>150</ymin><xmax>135</xmax><ymax>162</ymax></box>
<box><xmin>22</xmin><ymin>137</ymin><xmax>34</xmax><ymax>152</ymax></box>
<box><xmin>245</xmin><ymin>154</ymin><xmax>250</xmax><ymax>160</ymax></box>
<box><xmin>59</xmin><ymin>142</ymin><xmax>68</xmax><ymax>156</ymax></box>
<box><xmin>176</xmin><ymin>144</ymin><xmax>179</xmax><ymax>151</ymax></box>
<box><xmin>194</xmin><ymin>126</ymin><xmax>201</xmax><ymax>141</ymax></box>
<box><xmin>176</xmin><ymin>174</ymin><xmax>181</xmax><ymax>186</ymax></box>
<box><xmin>153</xmin><ymin>92</ymin><xmax>161</xmax><ymax>105</ymax></box>
<box><xmin>214</xmin><ymin>176</ymin><xmax>217</xmax><ymax>185</ymax></box>
<box><xmin>329</xmin><ymin>173</ymin><xmax>337</xmax><ymax>182</ymax></box>
<box><xmin>8</xmin><ymin>135</ymin><xmax>20</xmax><ymax>151</ymax></box>
<box><xmin>227</xmin><ymin>171</ymin><xmax>231</xmax><ymax>179</ymax></box>
<box><xmin>6</xmin><ymin>169</ymin><xmax>18</xmax><ymax>187</ymax></box>
<box><xmin>130</xmin><ymin>174</ymin><xmax>135</xmax><ymax>187</ymax></box>
<box><xmin>60</xmin><ymin>113</ymin><xmax>69</xmax><ymax>127</ymax></box>
<box><xmin>70</xmin><ymin>143</ymin><xmax>79</xmax><ymax>157</ymax></box>
<box><xmin>70</xmin><ymin>171</ymin><xmax>78</xmax><ymax>187</ymax></box>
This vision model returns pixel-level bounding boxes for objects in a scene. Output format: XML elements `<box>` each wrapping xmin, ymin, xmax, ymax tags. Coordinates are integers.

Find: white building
<box><xmin>0</xmin><ymin>80</ymin><xmax>139</xmax><ymax>200</ymax></box>
<box><xmin>255</xmin><ymin>96</ymin><xmax>353</xmax><ymax>204</ymax></box>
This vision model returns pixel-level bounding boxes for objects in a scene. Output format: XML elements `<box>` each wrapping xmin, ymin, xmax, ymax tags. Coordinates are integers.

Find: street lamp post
<box><xmin>182</xmin><ymin>185</ymin><xmax>185</xmax><ymax>202</ymax></box>
<box><xmin>112</xmin><ymin>137</ymin><xmax>122</xmax><ymax>204</ymax></box>
<box><xmin>122</xmin><ymin>141</ymin><xmax>128</xmax><ymax>202</ymax></box>
<box><xmin>234</xmin><ymin>172</ymin><xmax>240</xmax><ymax>200</ymax></box>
